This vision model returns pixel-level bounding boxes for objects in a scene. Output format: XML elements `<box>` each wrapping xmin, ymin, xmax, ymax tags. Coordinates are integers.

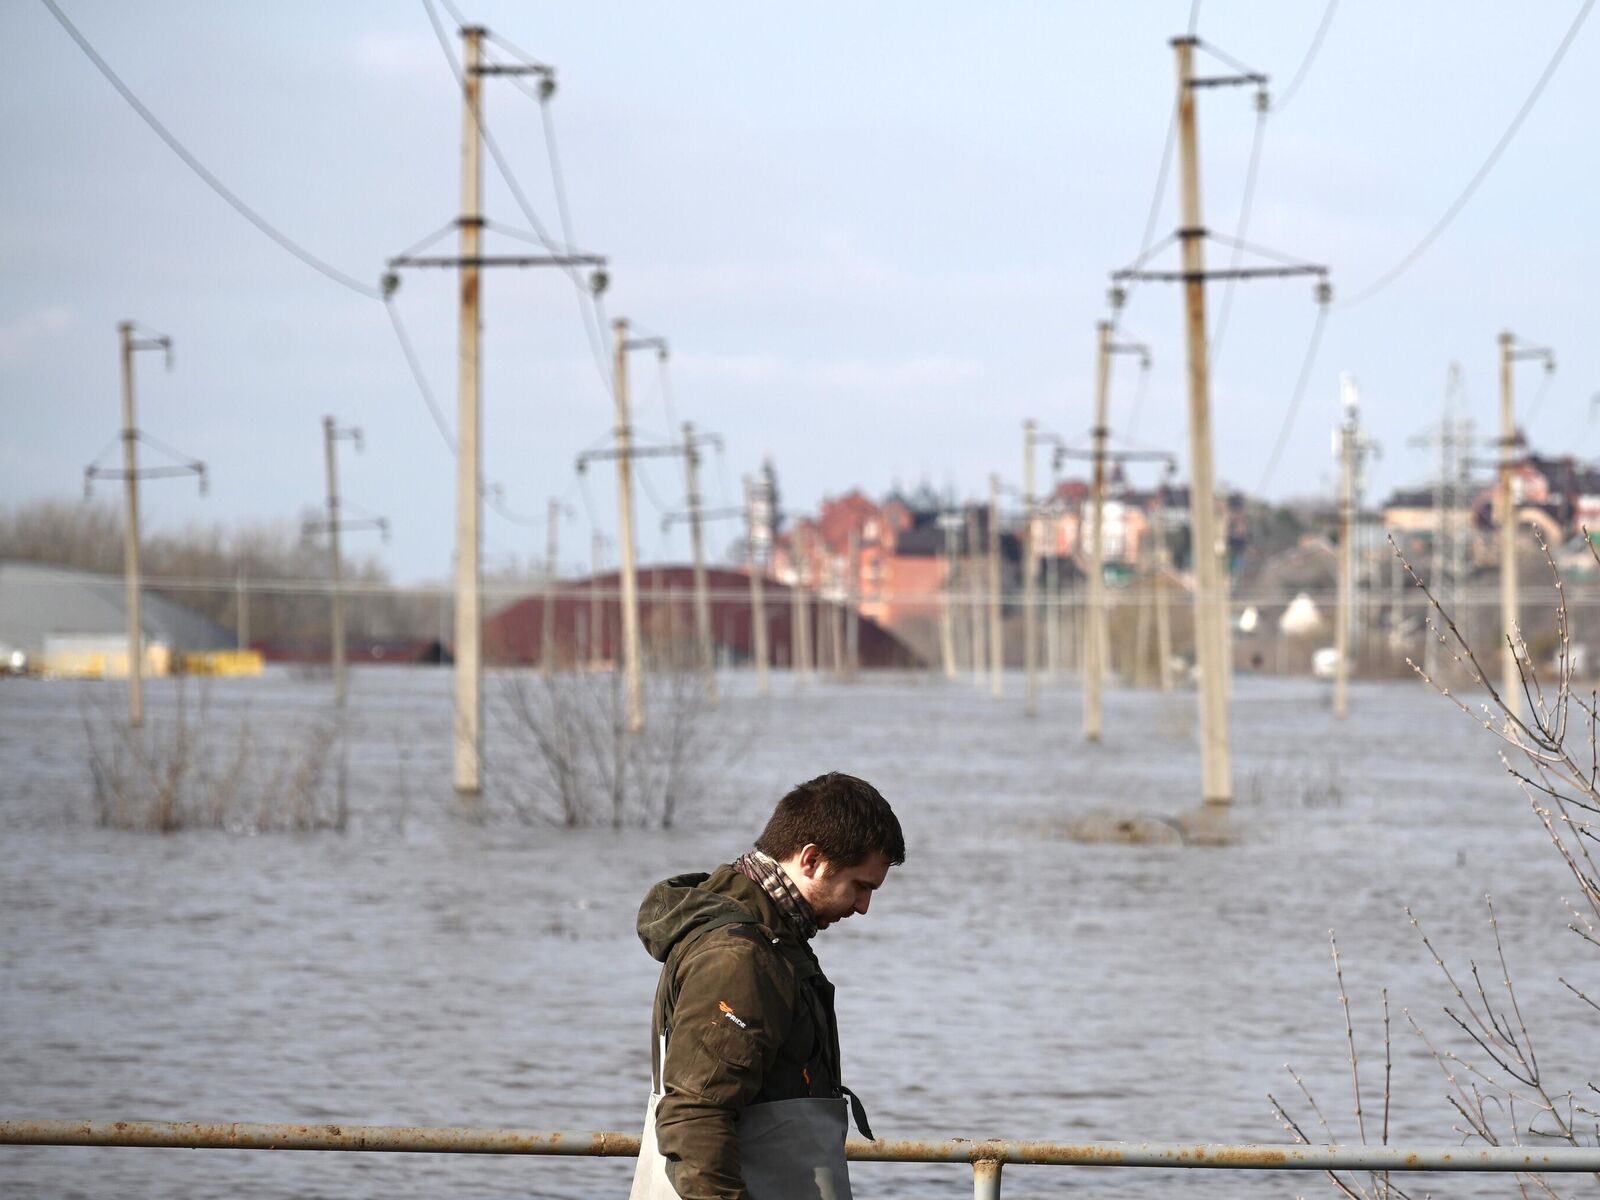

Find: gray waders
<box><xmin>628</xmin><ymin>1036</ymin><xmax>853</xmax><ymax>1200</ymax></box>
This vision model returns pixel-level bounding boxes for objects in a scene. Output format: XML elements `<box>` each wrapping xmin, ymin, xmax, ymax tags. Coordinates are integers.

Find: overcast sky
<box><xmin>3</xmin><ymin>2</ymin><xmax>1596</xmax><ymax>583</ymax></box>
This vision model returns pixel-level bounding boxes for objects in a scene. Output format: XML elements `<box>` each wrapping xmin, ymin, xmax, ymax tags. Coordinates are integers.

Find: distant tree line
<box><xmin>0</xmin><ymin>498</ymin><xmax>440</xmax><ymax>646</ymax></box>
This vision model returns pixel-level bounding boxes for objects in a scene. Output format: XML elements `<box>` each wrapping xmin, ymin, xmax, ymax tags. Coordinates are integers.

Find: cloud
<box><xmin>0</xmin><ymin>306</ymin><xmax>74</xmax><ymax>363</ymax></box>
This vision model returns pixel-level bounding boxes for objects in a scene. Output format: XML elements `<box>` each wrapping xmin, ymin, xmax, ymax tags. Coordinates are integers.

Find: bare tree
<box><xmin>1275</xmin><ymin>530</ymin><xmax>1600</xmax><ymax>1199</ymax></box>
<box><xmin>496</xmin><ymin>656</ymin><xmax>746</xmax><ymax>830</ymax></box>
<box><xmin>82</xmin><ymin>680</ymin><xmax>349</xmax><ymax>833</ymax></box>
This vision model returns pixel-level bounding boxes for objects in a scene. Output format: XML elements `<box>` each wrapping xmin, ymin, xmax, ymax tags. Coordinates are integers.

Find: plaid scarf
<box><xmin>733</xmin><ymin>849</ymin><xmax>818</xmax><ymax>941</ymax></box>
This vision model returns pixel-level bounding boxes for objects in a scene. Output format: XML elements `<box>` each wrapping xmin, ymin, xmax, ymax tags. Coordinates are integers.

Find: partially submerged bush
<box><xmin>82</xmin><ymin>683</ymin><xmax>348</xmax><ymax>833</ymax></box>
<box><xmin>496</xmin><ymin>664</ymin><xmax>741</xmax><ymax>830</ymax></box>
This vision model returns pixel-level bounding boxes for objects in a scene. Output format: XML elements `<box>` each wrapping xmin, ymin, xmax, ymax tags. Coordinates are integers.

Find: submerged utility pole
<box><xmin>1023</xmin><ymin>421</ymin><xmax>1039</xmax><ymax>716</ymax></box>
<box><xmin>302</xmin><ymin>419</ymin><xmax>384</xmax><ymax>707</ymax></box>
<box><xmin>1153</xmin><ymin>477</ymin><xmax>1174</xmax><ymax>693</ymax></box>
<box><xmin>542</xmin><ymin>498</ymin><xmax>561</xmax><ymax>678</ymax></box>
<box><xmin>681</xmin><ymin>421</ymin><xmax>717</xmax><ymax>702</ymax></box>
<box><xmin>325</xmin><ymin>417</ymin><xmax>357</xmax><ymax>705</ymax></box>
<box><xmin>1173</xmin><ymin>40</ymin><xmax>1228</xmax><ymax>803</ymax></box>
<box><xmin>967</xmin><ymin>507</ymin><xmax>985</xmax><ymax>686</ymax></box>
<box><xmin>938</xmin><ymin>512</ymin><xmax>962</xmax><ymax>679</ymax></box>
<box><xmin>792</xmin><ymin>526</ymin><xmax>813</xmax><ymax>679</ymax></box>
<box><xmin>590</xmin><ymin>531</ymin><xmax>606</xmax><ymax>667</ymax></box>
<box><xmin>1498</xmin><ymin>330</ymin><xmax>1556</xmax><ymax>720</ymax></box>
<box><xmin>1112</xmin><ymin>39</ymin><xmax>1328</xmax><ymax>808</ymax></box>
<box><xmin>988</xmin><ymin>473</ymin><xmax>1003</xmax><ymax>698</ymax></box>
<box><xmin>385</xmin><ymin>27</ymin><xmax>605</xmax><ymax>792</ymax></box>
<box><xmin>119</xmin><ymin>323</ymin><xmax>152</xmax><ymax>727</ymax></box>
<box><xmin>1334</xmin><ymin>376</ymin><xmax>1358</xmax><ymax>719</ymax></box>
<box><xmin>744</xmin><ymin>475</ymin><xmax>771</xmax><ymax>695</ymax></box>
<box><xmin>845</xmin><ymin>526</ymin><xmax>861</xmax><ymax>680</ymax></box>
<box><xmin>612</xmin><ymin>319</ymin><xmax>645</xmax><ymax>729</ymax></box>
<box><xmin>235</xmin><ymin>570</ymin><xmax>249</xmax><ymax>652</ymax></box>
<box><xmin>1411</xmin><ymin>367</ymin><xmax>1475</xmax><ymax>680</ymax></box>
<box><xmin>85</xmin><ymin>323</ymin><xmax>204</xmax><ymax>728</ymax></box>
<box><xmin>1083</xmin><ymin>321</ymin><xmax>1152</xmax><ymax>741</ymax></box>
<box><xmin>453</xmin><ymin>25</ymin><xmax>486</xmax><ymax>786</ymax></box>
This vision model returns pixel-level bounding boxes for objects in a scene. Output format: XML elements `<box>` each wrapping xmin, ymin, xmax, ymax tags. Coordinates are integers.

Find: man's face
<box><xmin>788</xmin><ymin>848</ymin><xmax>892</xmax><ymax>930</ymax></box>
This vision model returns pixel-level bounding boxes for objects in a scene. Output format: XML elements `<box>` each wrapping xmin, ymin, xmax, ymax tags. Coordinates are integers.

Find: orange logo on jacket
<box><xmin>718</xmin><ymin>1001</ymin><xmax>748</xmax><ymax>1029</ymax></box>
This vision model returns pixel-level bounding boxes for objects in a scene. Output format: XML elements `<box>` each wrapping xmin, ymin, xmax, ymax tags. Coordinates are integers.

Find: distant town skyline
<box><xmin>4</xmin><ymin>2</ymin><xmax>1596</xmax><ymax>582</ymax></box>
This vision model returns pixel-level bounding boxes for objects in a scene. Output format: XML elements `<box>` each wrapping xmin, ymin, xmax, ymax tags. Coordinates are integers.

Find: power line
<box><xmin>1273</xmin><ymin>0</ymin><xmax>1339</xmax><ymax>114</ymax></box>
<box><xmin>38</xmin><ymin>0</ymin><xmax>382</xmax><ymax>300</ymax></box>
<box><xmin>419</xmin><ymin>0</ymin><xmax>612</xmax><ymax>393</ymax></box>
<box><xmin>1343</xmin><ymin>0</ymin><xmax>1596</xmax><ymax>306</ymax></box>
<box><xmin>384</xmin><ymin>297</ymin><xmax>457</xmax><ymax>452</ymax></box>
<box><xmin>1254</xmin><ymin>299</ymin><xmax>1332</xmax><ymax>494</ymax></box>
<box><xmin>1208</xmin><ymin>94</ymin><xmax>1268</xmax><ymax>369</ymax></box>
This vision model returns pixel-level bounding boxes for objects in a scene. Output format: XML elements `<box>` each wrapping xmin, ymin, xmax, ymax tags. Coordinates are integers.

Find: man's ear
<box><xmin>796</xmin><ymin>843</ymin><xmax>825</xmax><ymax>878</ymax></box>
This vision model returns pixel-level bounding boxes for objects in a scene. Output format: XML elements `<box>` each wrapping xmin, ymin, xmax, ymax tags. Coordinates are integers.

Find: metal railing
<box><xmin>6</xmin><ymin>1119</ymin><xmax>1600</xmax><ymax>1198</ymax></box>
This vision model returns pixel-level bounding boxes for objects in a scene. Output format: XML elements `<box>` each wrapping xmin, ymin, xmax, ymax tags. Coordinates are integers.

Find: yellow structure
<box><xmin>179</xmin><ymin>650</ymin><xmax>263</xmax><ymax>677</ymax></box>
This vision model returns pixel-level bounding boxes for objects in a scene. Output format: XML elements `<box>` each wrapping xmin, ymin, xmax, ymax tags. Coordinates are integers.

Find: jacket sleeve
<box><xmin>655</xmin><ymin>930</ymin><xmax>794</xmax><ymax>1200</ymax></box>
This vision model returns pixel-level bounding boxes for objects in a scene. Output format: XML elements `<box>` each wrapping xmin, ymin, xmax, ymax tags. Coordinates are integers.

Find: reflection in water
<box><xmin>0</xmin><ymin>668</ymin><xmax>1582</xmax><ymax>1198</ymax></box>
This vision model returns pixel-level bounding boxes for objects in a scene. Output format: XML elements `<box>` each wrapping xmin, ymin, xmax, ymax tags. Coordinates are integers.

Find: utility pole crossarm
<box><xmin>1055</xmin><ymin>448</ymin><xmax>1178</xmax><ymax>466</ymax></box>
<box><xmin>661</xmin><ymin>506</ymin><xmax>743</xmax><ymax>528</ymax></box>
<box><xmin>388</xmin><ymin>254</ymin><xmax>605</xmax><ymax>269</ymax></box>
<box><xmin>86</xmin><ymin>464</ymin><xmax>206</xmax><ymax>483</ymax></box>
<box><xmin>302</xmin><ymin>516</ymin><xmax>390</xmax><ymax>537</ymax></box>
<box><xmin>1114</xmin><ymin>264</ymin><xmax>1325</xmax><ymax>284</ymax></box>
<box><xmin>577</xmin><ymin>444</ymin><xmax>690</xmax><ymax>466</ymax></box>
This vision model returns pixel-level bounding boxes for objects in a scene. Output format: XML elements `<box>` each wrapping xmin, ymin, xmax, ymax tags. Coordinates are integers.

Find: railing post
<box><xmin>973</xmin><ymin>1157</ymin><xmax>1003</xmax><ymax>1200</ymax></box>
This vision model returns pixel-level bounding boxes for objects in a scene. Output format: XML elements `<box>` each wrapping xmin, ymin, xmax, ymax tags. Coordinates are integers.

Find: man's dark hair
<box><xmin>755</xmin><ymin>772</ymin><xmax>905</xmax><ymax>867</ymax></box>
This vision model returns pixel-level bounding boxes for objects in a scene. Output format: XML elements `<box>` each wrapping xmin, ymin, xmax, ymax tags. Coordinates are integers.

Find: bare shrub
<box><xmin>497</xmin><ymin>662</ymin><xmax>743</xmax><ymax>830</ymax></box>
<box><xmin>1274</xmin><ymin>530</ymin><xmax>1600</xmax><ymax>1197</ymax></box>
<box><xmin>82</xmin><ymin>682</ymin><xmax>349</xmax><ymax>833</ymax></box>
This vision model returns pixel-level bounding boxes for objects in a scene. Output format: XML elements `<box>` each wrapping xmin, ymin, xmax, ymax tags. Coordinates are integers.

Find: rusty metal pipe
<box><xmin>973</xmin><ymin>1157</ymin><xmax>1003</xmax><ymax>1200</ymax></box>
<box><xmin>6</xmin><ymin>1121</ymin><xmax>1600</xmax><ymax>1173</ymax></box>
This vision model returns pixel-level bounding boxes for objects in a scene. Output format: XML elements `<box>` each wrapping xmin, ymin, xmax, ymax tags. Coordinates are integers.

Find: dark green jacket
<box><xmin>637</xmin><ymin>865</ymin><xmax>844</xmax><ymax>1200</ymax></box>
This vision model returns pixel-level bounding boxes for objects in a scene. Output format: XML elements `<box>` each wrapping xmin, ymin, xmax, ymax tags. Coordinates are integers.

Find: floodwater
<box><xmin>0</xmin><ymin>666</ymin><xmax>1590</xmax><ymax>1199</ymax></box>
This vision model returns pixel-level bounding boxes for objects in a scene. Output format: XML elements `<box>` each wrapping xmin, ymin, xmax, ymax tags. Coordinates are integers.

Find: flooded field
<box><xmin>0</xmin><ymin>666</ymin><xmax>1588</xmax><ymax>1199</ymax></box>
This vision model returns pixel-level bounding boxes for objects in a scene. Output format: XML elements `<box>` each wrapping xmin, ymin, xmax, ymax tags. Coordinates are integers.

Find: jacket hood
<box><xmin>636</xmin><ymin>866</ymin><xmax>770</xmax><ymax>963</ymax></box>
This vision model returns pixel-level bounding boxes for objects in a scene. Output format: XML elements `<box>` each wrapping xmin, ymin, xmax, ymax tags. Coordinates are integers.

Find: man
<box><xmin>630</xmin><ymin>772</ymin><xmax>905</xmax><ymax>1200</ymax></box>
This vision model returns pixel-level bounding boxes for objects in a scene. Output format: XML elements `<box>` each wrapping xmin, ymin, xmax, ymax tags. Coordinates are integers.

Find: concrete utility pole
<box><xmin>1153</xmin><ymin>485</ymin><xmax>1174</xmax><ymax>693</ymax></box>
<box><xmin>612</xmin><ymin>319</ymin><xmax>645</xmax><ymax>730</ymax></box>
<box><xmin>324</xmin><ymin>417</ymin><xmax>354</xmax><ymax>705</ymax></box>
<box><xmin>453</xmin><ymin>26</ymin><xmax>486</xmax><ymax>787</ymax></box>
<box><xmin>235</xmin><ymin>570</ymin><xmax>249</xmax><ymax>652</ymax></box>
<box><xmin>1023</xmin><ymin>420</ymin><xmax>1039</xmax><ymax>716</ymax></box>
<box><xmin>1170</xmin><ymin>38</ymin><xmax>1228</xmax><ymax>801</ymax></box>
<box><xmin>967</xmin><ymin>507</ymin><xmax>986</xmax><ymax>686</ymax></box>
<box><xmin>988</xmin><ymin>473</ymin><xmax>1003</xmax><ymax>698</ymax></box>
<box><xmin>1085</xmin><ymin>325</ymin><xmax>1111</xmax><ymax>741</ymax></box>
<box><xmin>590</xmin><ymin>531</ymin><xmax>606</xmax><ymax>667</ymax></box>
<box><xmin>682</xmin><ymin>421</ymin><xmax>717</xmax><ymax>703</ymax></box>
<box><xmin>1072</xmin><ymin>320</ymin><xmax>1153</xmax><ymax>739</ymax></box>
<box><xmin>86</xmin><ymin>323</ymin><xmax>202</xmax><ymax>727</ymax></box>
<box><xmin>1412</xmin><ymin>367</ymin><xmax>1475</xmax><ymax>680</ymax></box>
<box><xmin>938</xmin><ymin>512</ymin><xmax>961</xmax><ymax>678</ymax></box>
<box><xmin>744</xmin><ymin>475</ymin><xmax>771</xmax><ymax>695</ymax></box>
<box><xmin>1173</xmin><ymin>49</ymin><xmax>1232</xmax><ymax>806</ymax></box>
<box><xmin>845</xmin><ymin>527</ymin><xmax>861</xmax><ymax>680</ymax></box>
<box><xmin>384</xmin><ymin>27</ymin><xmax>605</xmax><ymax>793</ymax></box>
<box><xmin>118</xmin><ymin>324</ymin><xmax>160</xmax><ymax>726</ymax></box>
<box><xmin>542</xmin><ymin>497</ymin><xmax>561</xmax><ymax>678</ymax></box>
<box><xmin>302</xmin><ymin>419</ymin><xmax>383</xmax><ymax>708</ymax></box>
<box><xmin>120</xmin><ymin>325</ymin><xmax>144</xmax><ymax>724</ymax></box>
<box><xmin>1498</xmin><ymin>331</ymin><xmax>1557</xmax><ymax>719</ymax></box>
<box><xmin>1334</xmin><ymin>376</ymin><xmax>1358</xmax><ymax>719</ymax></box>
<box><xmin>792</xmin><ymin>526</ymin><xmax>813</xmax><ymax>679</ymax></box>
<box><xmin>1111</xmin><ymin>40</ymin><xmax>1326</xmax><ymax>808</ymax></box>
